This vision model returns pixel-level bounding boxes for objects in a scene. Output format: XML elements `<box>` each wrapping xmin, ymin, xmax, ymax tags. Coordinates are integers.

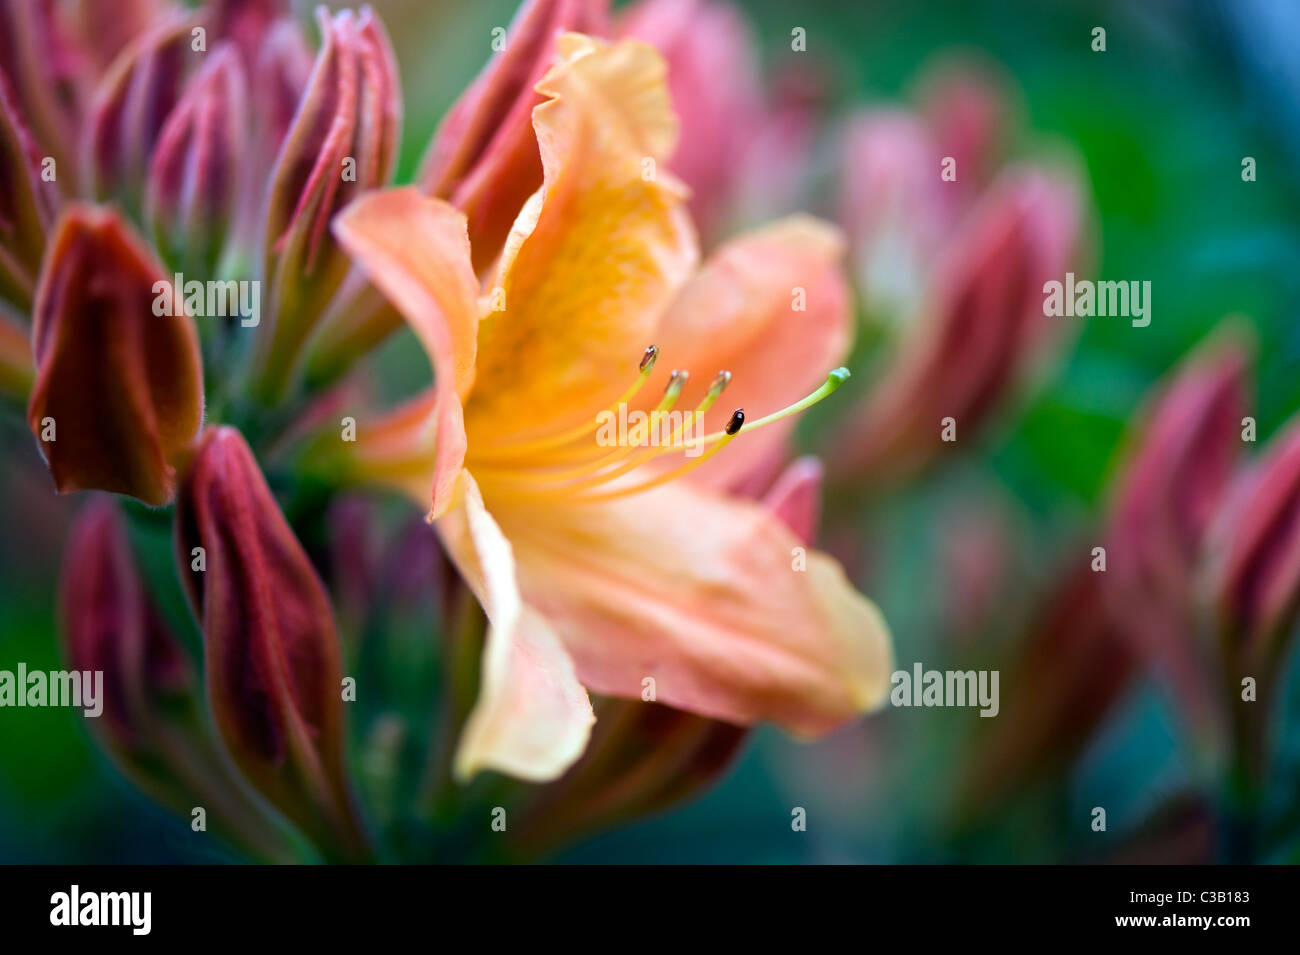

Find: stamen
<box><xmin>639</xmin><ymin>344</ymin><xmax>659</xmax><ymax>372</ymax></box>
<box><xmin>472</xmin><ymin>363</ymin><xmax>850</xmax><ymax>505</ymax></box>
<box><xmin>472</xmin><ymin>345</ymin><xmax>660</xmax><ymax>458</ymax></box>
<box><xmin>677</xmin><ymin>367</ymin><xmax>849</xmax><ymax>451</ymax></box>
<box><xmin>499</xmin><ymin>370</ymin><xmax>731</xmax><ymax>490</ymax></box>
<box><xmin>570</xmin><ymin>408</ymin><xmax>745</xmax><ymax>503</ymax></box>
<box><xmin>658</xmin><ymin>369</ymin><xmax>689</xmax><ymax>410</ymax></box>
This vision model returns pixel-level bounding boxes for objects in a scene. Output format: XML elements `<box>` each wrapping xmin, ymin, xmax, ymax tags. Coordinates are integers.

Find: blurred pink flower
<box><xmin>1104</xmin><ymin>327</ymin><xmax>1252</xmax><ymax>740</ymax></box>
<box><xmin>830</xmin><ymin>57</ymin><xmax>1088</xmax><ymax>485</ymax></box>
<box><xmin>619</xmin><ymin>0</ymin><xmax>762</xmax><ymax>242</ymax></box>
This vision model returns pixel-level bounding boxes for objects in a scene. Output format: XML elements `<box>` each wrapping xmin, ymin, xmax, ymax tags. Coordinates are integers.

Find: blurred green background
<box><xmin>3</xmin><ymin>0</ymin><xmax>1300</xmax><ymax>862</ymax></box>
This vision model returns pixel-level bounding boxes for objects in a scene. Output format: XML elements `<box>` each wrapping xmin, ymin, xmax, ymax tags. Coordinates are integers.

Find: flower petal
<box><xmin>421</xmin><ymin>0</ymin><xmax>609</xmax><ymax>271</ymax></box>
<box><xmin>646</xmin><ymin>215</ymin><xmax>851</xmax><ymax>490</ymax></box>
<box><xmin>436</xmin><ymin>471</ymin><xmax>594</xmax><ymax>781</ymax></box>
<box><xmin>494</xmin><ymin>480</ymin><xmax>893</xmax><ymax>734</ymax></box>
<box><xmin>464</xmin><ymin>33</ymin><xmax>697</xmax><ymax>446</ymax></box>
<box><xmin>333</xmin><ymin>188</ymin><xmax>480</xmax><ymax>517</ymax></box>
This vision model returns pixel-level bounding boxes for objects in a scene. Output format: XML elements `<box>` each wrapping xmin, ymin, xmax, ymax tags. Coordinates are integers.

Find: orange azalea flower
<box><xmin>333</xmin><ymin>34</ymin><xmax>892</xmax><ymax>782</ymax></box>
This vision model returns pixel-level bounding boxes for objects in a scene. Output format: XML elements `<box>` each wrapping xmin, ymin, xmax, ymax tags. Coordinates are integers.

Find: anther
<box><xmin>725</xmin><ymin>408</ymin><xmax>745</xmax><ymax>435</ymax></box>
<box><xmin>662</xmin><ymin>369</ymin><xmax>689</xmax><ymax>403</ymax></box>
<box><xmin>640</xmin><ymin>345</ymin><xmax>659</xmax><ymax>373</ymax></box>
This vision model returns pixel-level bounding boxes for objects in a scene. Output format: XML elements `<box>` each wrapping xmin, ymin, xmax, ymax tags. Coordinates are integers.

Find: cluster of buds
<box><xmin>959</xmin><ymin>319</ymin><xmax>1300</xmax><ymax>857</ymax></box>
<box><xmin>7</xmin><ymin>0</ymin><xmax>800</xmax><ymax>859</ymax></box>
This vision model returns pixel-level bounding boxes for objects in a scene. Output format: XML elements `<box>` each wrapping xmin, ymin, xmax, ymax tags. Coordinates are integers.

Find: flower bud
<box><xmin>62</xmin><ymin>498</ymin><xmax>194</xmax><ymax>750</ymax></box>
<box><xmin>834</xmin><ymin>167</ymin><xmax>1084</xmax><ymax>484</ymax></box>
<box><xmin>83</xmin><ymin>15</ymin><xmax>197</xmax><ymax>214</ymax></box>
<box><xmin>209</xmin><ymin>0</ymin><xmax>291</xmax><ymax>67</ymax></box>
<box><xmin>175</xmin><ymin>426</ymin><xmax>368</xmax><ymax>860</ymax></box>
<box><xmin>419</xmin><ymin>0</ymin><xmax>608</xmax><ymax>272</ymax></box>
<box><xmin>250</xmin><ymin>19</ymin><xmax>314</xmax><ymax>177</ymax></box>
<box><xmin>0</xmin><ymin>0</ymin><xmax>82</xmax><ymax>190</ymax></box>
<box><xmin>1105</xmin><ymin>331</ymin><xmax>1250</xmax><ymax>738</ymax></box>
<box><xmin>0</xmin><ymin>71</ymin><xmax>58</xmax><ymax>312</ymax></box>
<box><xmin>145</xmin><ymin>44</ymin><xmax>248</xmax><ymax>275</ymax></box>
<box><xmin>915</xmin><ymin>56</ymin><xmax>1014</xmax><ymax>201</ymax></box>
<box><xmin>66</xmin><ymin>0</ymin><xmax>170</xmax><ymax>73</ymax></box>
<box><xmin>620</xmin><ymin>0</ymin><xmax>760</xmax><ymax>241</ymax></box>
<box><xmin>62</xmin><ymin>497</ymin><xmax>298</xmax><ymax>860</ymax></box>
<box><xmin>761</xmin><ymin>456</ymin><xmax>824</xmax><ymax>545</ymax></box>
<box><xmin>1208</xmin><ymin>407</ymin><xmax>1300</xmax><ymax>784</ymax></box>
<box><xmin>252</xmin><ymin>7</ymin><xmax>400</xmax><ymax>402</ymax></box>
<box><xmin>839</xmin><ymin>109</ymin><xmax>947</xmax><ymax>323</ymax></box>
<box><xmin>26</xmin><ymin>205</ymin><xmax>204</xmax><ymax>506</ymax></box>
<box><xmin>1213</xmin><ymin>417</ymin><xmax>1300</xmax><ymax>665</ymax></box>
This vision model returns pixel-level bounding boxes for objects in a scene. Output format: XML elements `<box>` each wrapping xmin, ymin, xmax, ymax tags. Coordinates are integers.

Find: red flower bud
<box><xmin>0</xmin><ymin>0</ymin><xmax>82</xmax><ymax>190</ymax></box>
<box><xmin>252</xmin><ymin>6</ymin><xmax>400</xmax><ymax>401</ymax></box>
<box><xmin>1209</xmin><ymin>405</ymin><xmax>1300</xmax><ymax>783</ymax></box>
<box><xmin>27</xmin><ymin>205</ymin><xmax>204</xmax><ymax>506</ymax></box>
<box><xmin>62</xmin><ymin>497</ymin><xmax>298</xmax><ymax>860</ymax></box>
<box><xmin>67</xmin><ymin>0</ymin><xmax>170</xmax><ymax>74</ymax></box>
<box><xmin>145</xmin><ymin>44</ymin><xmax>248</xmax><ymax>274</ymax></box>
<box><xmin>834</xmin><ymin>167</ymin><xmax>1085</xmax><ymax>485</ymax></box>
<box><xmin>0</xmin><ymin>70</ymin><xmax>59</xmax><ymax>313</ymax></box>
<box><xmin>419</xmin><ymin>0</ymin><xmax>608</xmax><ymax>272</ymax></box>
<box><xmin>250</xmin><ymin>19</ymin><xmax>313</xmax><ymax>177</ymax></box>
<box><xmin>620</xmin><ymin>0</ymin><xmax>761</xmax><ymax>242</ymax></box>
<box><xmin>62</xmin><ymin>498</ymin><xmax>194</xmax><ymax>749</ymax></box>
<box><xmin>1105</xmin><ymin>330</ymin><xmax>1250</xmax><ymax>738</ymax></box>
<box><xmin>1214</xmin><ymin>416</ymin><xmax>1300</xmax><ymax>664</ymax></box>
<box><xmin>83</xmin><ymin>15</ymin><xmax>197</xmax><ymax>213</ymax></box>
<box><xmin>175</xmin><ymin>426</ymin><xmax>368</xmax><ymax>859</ymax></box>
<box><xmin>208</xmin><ymin>0</ymin><xmax>291</xmax><ymax>68</ymax></box>
<box><xmin>916</xmin><ymin>56</ymin><xmax>1015</xmax><ymax>200</ymax></box>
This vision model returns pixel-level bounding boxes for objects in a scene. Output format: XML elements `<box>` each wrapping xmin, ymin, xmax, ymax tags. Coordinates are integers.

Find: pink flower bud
<box><xmin>834</xmin><ymin>167</ymin><xmax>1085</xmax><ymax>485</ymax></box>
<box><xmin>62</xmin><ymin>496</ymin><xmax>298</xmax><ymax>860</ymax></box>
<box><xmin>82</xmin><ymin>15</ymin><xmax>197</xmax><ymax>212</ymax></box>
<box><xmin>62</xmin><ymin>498</ymin><xmax>195</xmax><ymax>750</ymax></box>
<box><xmin>0</xmin><ymin>0</ymin><xmax>83</xmax><ymax>189</ymax></box>
<box><xmin>0</xmin><ymin>71</ymin><xmax>58</xmax><ymax>312</ymax></box>
<box><xmin>26</xmin><ymin>205</ymin><xmax>204</xmax><ymax>506</ymax></box>
<box><xmin>208</xmin><ymin>0</ymin><xmax>291</xmax><ymax>67</ymax></box>
<box><xmin>1105</xmin><ymin>331</ymin><xmax>1251</xmax><ymax>737</ymax></box>
<box><xmin>915</xmin><ymin>56</ymin><xmax>1015</xmax><ymax>200</ymax></box>
<box><xmin>252</xmin><ymin>6</ymin><xmax>401</xmax><ymax>401</ymax></box>
<box><xmin>620</xmin><ymin>0</ymin><xmax>761</xmax><ymax>241</ymax></box>
<box><xmin>67</xmin><ymin>0</ymin><xmax>171</xmax><ymax>73</ymax></box>
<box><xmin>175</xmin><ymin>426</ymin><xmax>368</xmax><ymax>859</ymax></box>
<box><xmin>419</xmin><ymin>0</ymin><xmax>608</xmax><ymax>272</ymax></box>
<box><xmin>1213</xmin><ymin>407</ymin><xmax>1300</xmax><ymax>670</ymax></box>
<box><xmin>145</xmin><ymin>44</ymin><xmax>248</xmax><ymax>274</ymax></box>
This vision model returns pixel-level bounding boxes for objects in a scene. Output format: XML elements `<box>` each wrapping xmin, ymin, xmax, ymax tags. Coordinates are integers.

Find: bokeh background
<box><xmin>3</xmin><ymin>0</ymin><xmax>1300</xmax><ymax>862</ymax></box>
